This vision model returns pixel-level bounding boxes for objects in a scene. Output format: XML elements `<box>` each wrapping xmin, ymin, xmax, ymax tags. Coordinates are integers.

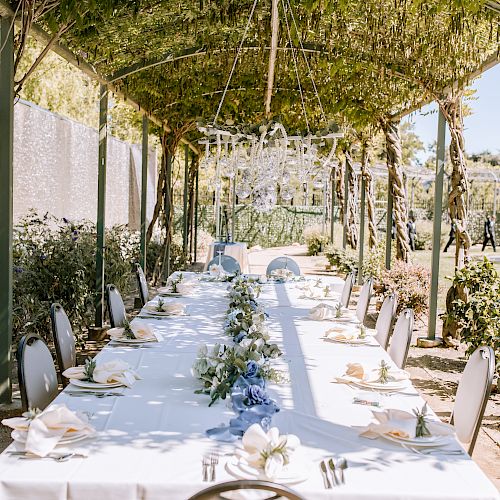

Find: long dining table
<box><xmin>0</xmin><ymin>273</ymin><xmax>498</xmax><ymax>500</ymax></box>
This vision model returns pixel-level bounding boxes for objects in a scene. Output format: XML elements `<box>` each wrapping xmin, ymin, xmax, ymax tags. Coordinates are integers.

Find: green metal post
<box><xmin>330</xmin><ymin>167</ymin><xmax>336</xmax><ymax>243</ymax></box>
<box><xmin>343</xmin><ymin>160</ymin><xmax>348</xmax><ymax>250</ymax></box>
<box><xmin>0</xmin><ymin>16</ymin><xmax>14</xmax><ymax>403</ymax></box>
<box><xmin>358</xmin><ymin>175</ymin><xmax>366</xmax><ymax>284</ymax></box>
<box><xmin>183</xmin><ymin>145</ymin><xmax>189</xmax><ymax>254</ymax></box>
<box><xmin>194</xmin><ymin>166</ymin><xmax>199</xmax><ymax>263</ymax></box>
<box><xmin>385</xmin><ymin>177</ymin><xmax>393</xmax><ymax>269</ymax></box>
<box><xmin>164</xmin><ymin>151</ymin><xmax>172</xmax><ymax>279</ymax></box>
<box><xmin>428</xmin><ymin>109</ymin><xmax>446</xmax><ymax>340</ymax></box>
<box><xmin>94</xmin><ymin>84</ymin><xmax>108</xmax><ymax>327</ymax></box>
<box><xmin>140</xmin><ymin>116</ymin><xmax>148</xmax><ymax>272</ymax></box>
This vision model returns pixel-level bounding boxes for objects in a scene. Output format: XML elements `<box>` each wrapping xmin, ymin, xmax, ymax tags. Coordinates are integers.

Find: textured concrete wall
<box><xmin>13</xmin><ymin>99</ymin><xmax>156</xmax><ymax>227</ymax></box>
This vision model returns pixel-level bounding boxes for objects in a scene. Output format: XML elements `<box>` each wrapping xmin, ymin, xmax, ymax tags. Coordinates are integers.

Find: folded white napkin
<box><xmin>308</xmin><ymin>303</ymin><xmax>337</xmax><ymax>320</ymax></box>
<box><xmin>63</xmin><ymin>359</ymin><xmax>141</xmax><ymax>388</ymax></box>
<box><xmin>108</xmin><ymin>321</ymin><xmax>159</xmax><ymax>341</ymax></box>
<box><xmin>361</xmin><ymin>408</ymin><xmax>455</xmax><ymax>440</ymax></box>
<box><xmin>334</xmin><ymin>362</ymin><xmax>409</xmax><ymax>385</ymax></box>
<box><xmin>270</xmin><ymin>268</ymin><xmax>294</xmax><ymax>280</ymax></box>
<box><xmin>145</xmin><ymin>301</ymin><xmax>185</xmax><ymax>315</ymax></box>
<box><xmin>325</xmin><ymin>328</ymin><xmax>360</xmax><ymax>341</ymax></box>
<box><xmin>209</xmin><ymin>264</ymin><xmax>225</xmax><ymax>277</ymax></box>
<box><xmin>176</xmin><ymin>281</ymin><xmax>196</xmax><ymax>295</ymax></box>
<box><xmin>2</xmin><ymin>404</ymin><xmax>95</xmax><ymax>457</ymax></box>
<box><xmin>241</xmin><ymin>424</ymin><xmax>300</xmax><ymax>480</ymax></box>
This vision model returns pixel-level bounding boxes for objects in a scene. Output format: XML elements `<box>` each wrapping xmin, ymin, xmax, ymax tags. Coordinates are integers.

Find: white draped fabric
<box><xmin>204</xmin><ymin>243</ymin><xmax>250</xmax><ymax>273</ymax></box>
<box><xmin>0</xmin><ymin>276</ymin><xmax>497</xmax><ymax>500</ymax></box>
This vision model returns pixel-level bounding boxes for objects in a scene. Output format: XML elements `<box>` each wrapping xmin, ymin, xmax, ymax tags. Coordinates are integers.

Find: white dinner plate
<box><xmin>382</xmin><ymin>433</ymin><xmax>450</xmax><ymax>448</ymax></box>
<box><xmin>158</xmin><ymin>292</ymin><xmax>182</xmax><ymax>297</ymax></box>
<box><xmin>351</xmin><ymin>379</ymin><xmax>409</xmax><ymax>391</ymax></box>
<box><xmin>225</xmin><ymin>456</ymin><xmax>307</xmax><ymax>485</ymax></box>
<box><xmin>327</xmin><ymin>336</ymin><xmax>371</xmax><ymax>345</ymax></box>
<box><xmin>70</xmin><ymin>379</ymin><xmax>123</xmax><ymax>389</ymax></box>
<box><xmin>144</xmin><ymin>309</ymin><xmax>185</xmax><ymax>316</ymax></box>
<box><xmin>111</xmin><ymin>337</ymin><xmax>156</xmax><ymax>344</ymax></box>
<box><xmin>12</xmin><ymin>429</ymin><xmax>96</xmax><ymax>445</ymax></box>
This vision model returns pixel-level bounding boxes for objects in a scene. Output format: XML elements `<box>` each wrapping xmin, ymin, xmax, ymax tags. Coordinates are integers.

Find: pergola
<box><xmin>0</xmin><ymin>0</ymin><xmax>500</xmax><ymax>402</ymax></box>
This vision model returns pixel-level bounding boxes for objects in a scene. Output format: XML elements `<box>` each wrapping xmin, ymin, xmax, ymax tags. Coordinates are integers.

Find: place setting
<box><xmin>157</xmin><ymin>272</ymin><xmax>197</xmax><ymax>297</ymax></box>
<box><xmin>2</xmin><ymin>405</ymin><xmax>96</xmax><ymax>461</ymax></box>
<box><xmin>138</xmin><ymin>297</ymin><xmax>188</xmax><ymax>319</ymax></box>
<box><xmin>61</xmin><ymin>357</ymin><xmax>141</xmax><ymax>397</ymax></box>
<box><xmin>108</xmin><ymin>319</ymin><xmax>162</xmax><ymax>346</ymax></box>
<box><xmin>323</xmin><ymin>324</ymin><xmax>378</xmax><ymax>346</ymax></box>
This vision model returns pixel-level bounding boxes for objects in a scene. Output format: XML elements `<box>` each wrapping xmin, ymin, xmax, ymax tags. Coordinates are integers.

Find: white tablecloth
<box><xmin>203</xmin><ymin>242</ymin><xmax>249</xmax><ymax>273</ymax></box>
<box><xmin>0</xmin><ymin>276</ymin><xmax>498</xmax><ymax>500</ymax></box>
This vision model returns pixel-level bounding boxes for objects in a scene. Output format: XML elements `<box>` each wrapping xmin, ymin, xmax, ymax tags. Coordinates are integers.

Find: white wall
<box><xmin>13</xmin><ymin>99</ymin><xmax>157</xmax><ymax>228</ymax></box>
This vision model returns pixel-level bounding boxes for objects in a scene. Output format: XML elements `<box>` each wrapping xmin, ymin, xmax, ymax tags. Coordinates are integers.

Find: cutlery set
<box><xmin>201</xmin><ymin>453</ymin><xmax>219</xmax><ymax>482</ymax></box>
<box><xmin>8</xmin><ymin>451</ymin><xmax>87</xmax><ymax>462</ymax></box>
<box><xmin>320</xmin><ymin>457</ymin><xmax>347</xmax><ymax>488</ymax></box>
<box><xmin>66</xmin><ymin>391</ymin><xmax>124</xmax><ymax>398</ymax></box>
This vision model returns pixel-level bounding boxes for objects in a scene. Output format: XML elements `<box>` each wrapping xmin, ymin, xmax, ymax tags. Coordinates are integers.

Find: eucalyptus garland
<box><xmin>192</xmin><ymin>276</ymin><xmax>282</xmax><ymax>407</ymax></box>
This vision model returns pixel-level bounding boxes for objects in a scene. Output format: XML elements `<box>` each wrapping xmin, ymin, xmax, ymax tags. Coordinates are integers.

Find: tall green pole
<box><xmin>330</xmin><ymin>167</ymin><xmax>336</xmax><ymax>243</ymax></box>
<box><xmin>343</xmin><ymin>160</ymin><xmax>348</xmax><ymax>250</ymax></box>
<box><xmin>194</xmin><ymin>166</ymin><xmax>199</xmax><ymax>263</ymax></box>
<box><xmin>140</xmin><ymin>116</ymin><xmax>148</xmax><ymax>271</ymax></box>
<box><xmin>163</xmin><ymin>151</ymin><xmax>172</xmax><ymax>279</ymax></box>
<box><xmin>183</xmin><ymin>144</ymin><xmax>189</xmax><ymax>254</ymax></box>
<box><xmin>0</xmin><ymin>16</ymin><xmax>14</xmax><ymax>403</ymax></box>
<box><xmin>94</xmin><ymin>84</ymin><xmax>108</xmax><ymax>327</ymax></box>
<box><xmin>358</xmin><ymin>175</ymin><xmax>366</xmax><ymax>284</ymax></box>
<box><xmin>385</xmin><ymin>177</ymin><xmax>393</xmax><ymax>269</ymax></box>
<box><xmin>428</xmin><ymin>109</ymin><xmax>446</xmax><ymax>340</ymax></box>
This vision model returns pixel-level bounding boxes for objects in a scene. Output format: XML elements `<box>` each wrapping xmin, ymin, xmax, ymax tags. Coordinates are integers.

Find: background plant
<box><xmin>304</xmin><ymin>224</ymin><xmax>329</xmax><ymax>256</ymax></box>
<box><xmin>324</xmin><ymin>245</ymin><xmax>357</xmax><ymax>275</ymax></box>
<box><xmin>441</xmin><ymin>258</ymin><xmax>500</xmax><ymax>374</ymax></box>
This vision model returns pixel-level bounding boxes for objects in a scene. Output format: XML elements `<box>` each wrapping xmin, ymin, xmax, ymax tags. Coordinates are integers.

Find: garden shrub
<box><xmin>362</xmin><ymin>243</ymin><xmax>386</xmax><ymax>281</ymax></box>
<box><xmin>12</xmin><ymin>212</ymin><xmax>191</xmax><ymax>346</ymax></box>
<box><xmin>441</xmin><ymin>258</ymin><xmax>500</xmax><ymax>375</ymax></box>
<box><xmin>324</xmin><ymin>245</ymin><xmax>357</xmax><ymax>274</ymax></box>
<box><xmin>378</xmin><ymin>260</ymin><xmax>430</xmax><ymax>320</ymax></box>
<box><xmin>304</xmin><ymin>224</ymin><xmax>329</xmax><ymax>255</ymax></box>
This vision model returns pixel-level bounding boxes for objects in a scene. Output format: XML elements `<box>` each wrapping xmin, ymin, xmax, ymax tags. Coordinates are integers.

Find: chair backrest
<box><xmin>50</xmin><ymin>303</ymin><xmax>76</xmax><ymax>385</ymax></box>
<box><xmin>106</xmin><ymin>284</ymin><xmax>127</xmax><ymax>328</ymax></box>
<box><xmin>17</xmin><ymin>334</ymin><xmax>58</xmax><ymax>412</ymax></box>
<box><xmin>375</xmin><ymin>293</ymin><xmax>398</xmax><ymax>349</ymax></box>
<box><xmin>207</xmin><ymin>254</ymin><xmax>241</xmax><ymax>274</ymax></box>
<box><xmin>388</xmin><ymin>308</ymin><xmax>414</xmax><ymax>369</ymax></box>
<box><xmin>266</xmin><ymin>256</ymin><xmax>301</xmax><ymax>276</ymax></box>
<box><xmin>340</xmin><ymin>271</ymin><xmax>355</xmax><ymax>308</ymax></box>
<box><xmin>356</xmin><ymin>277</ymin><xmax>373</xmax><ymax>323</ymax></box>
<box><xmin>135</xmin><ymin>263</ymin><xmax>149</xmax><ymax>306</ymax></box>
<box><xmin>187</xmin><ymin>480</ymin><xmax>304</xmax><ymax>500</ymax></box>
<box><xmin>452</xmin><ymin>345</ymin><xmax>495</xmax><ymax>454</ymax></box>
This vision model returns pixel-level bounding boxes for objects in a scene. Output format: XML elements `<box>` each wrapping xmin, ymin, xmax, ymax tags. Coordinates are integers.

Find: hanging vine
<box><xmin>383</xmin><ymin>119</ymin><xmax>410</xmax><ymax>262</ymax></box>
<box><xmin>345</xmin><ymin>147</ymin><xmax>358</xmax><ymax>250</ymax></box>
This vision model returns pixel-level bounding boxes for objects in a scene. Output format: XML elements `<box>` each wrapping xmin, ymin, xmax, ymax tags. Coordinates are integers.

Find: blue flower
<box><xmin>39</xmin><ymin>254</ymin><xmax>47</xmax><ymax>261</ymax></box>
<box><xmin>245</xmin><ymin>360</ymin><xmax>259</xmax><ymax>378</ymax></box>
<box><xmin>14</xmin><ymin>266</ymin><xmax>23</xmax><ymax>274</ymax></box>
<box><xmin>244</xmin><ymin>384</ymin><xmax>270</xmax><ymax>406</ymax></box>
<box><xmin>234</xmin><ymin>331</ymin><xmax>246</xmax><ymax>343</ymax></box>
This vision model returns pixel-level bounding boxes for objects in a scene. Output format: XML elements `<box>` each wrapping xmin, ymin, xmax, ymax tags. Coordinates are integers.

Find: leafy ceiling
<box><xmin>7</xmin><ymin>0</ymin><xmax>500</xmax><ymax>141</ymax></box>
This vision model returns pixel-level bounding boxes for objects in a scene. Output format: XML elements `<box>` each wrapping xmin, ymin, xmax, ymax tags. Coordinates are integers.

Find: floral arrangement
<box><xmin>192</xmin><ymin>276</ymin><xmax>284</xmax><ymax>438</ymax></box>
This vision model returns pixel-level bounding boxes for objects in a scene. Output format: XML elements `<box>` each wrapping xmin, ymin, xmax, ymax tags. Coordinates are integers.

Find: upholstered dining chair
<box><xmin>451</xmin><ymin>345</ymin><xmax>495</xmax><ymax>455</ymax></box>
<box><xmin>355</xmin><ymin>277</ymin><xmax>373</xmax><ymax>324</ymax></box>
<box><xmin>187</xmin><ymin>480</ymin><xmax>304</xmax><ymax>500</ymax></box>
<box><xmin>106</xmin><ymin>284</ymin><xmax>127</xmax><ymax>328</ymax></box>
<box><xmin>135</xmin><ymin>263</ymin><xmax>149</xmax><ymax>306</ymax></box>
<box><xmin>387</xmin><ymin>308</ymin><xmax>414</xmax><ymax>369</ymax></box>
<box><xmin>207</xmin><ymin>254</ymin><xmax>241</xmax><ymax>274</ymax></box>
<box><xmin>374</xmin><ymin>293</ymin><xmax>398</xmax><ymax>349</ymax></box>
<box><xmin>17</xmin><ymin>334</ymin><xmax>58</xmax><ymax>412</ymax></box>
<box><xmin>266</xmin><ymin>256</ymin><xmax>301</xmax><ymax>276</ymax></box>
<box><xmin>339</xmin><ymin>271</ymin><xmax>355</xmax><ymax>308</ymax></box>
<box><xmin>50</xmin><ymin>303</ymin><xmax>76</xmax><ymax>386</ymax></box>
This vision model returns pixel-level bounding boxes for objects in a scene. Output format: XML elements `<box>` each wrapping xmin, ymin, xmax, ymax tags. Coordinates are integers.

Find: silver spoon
<box><xmin>337</xmin><ymin>457</ymin><xmax>348</xmax><ymax>484</ymax></box>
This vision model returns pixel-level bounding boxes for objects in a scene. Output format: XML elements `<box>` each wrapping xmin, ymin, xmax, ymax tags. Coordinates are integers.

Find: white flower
<box><xmin>242</xmin><ymin>424</ymin><xmax>300</xmax><ymax>480</ymax></box>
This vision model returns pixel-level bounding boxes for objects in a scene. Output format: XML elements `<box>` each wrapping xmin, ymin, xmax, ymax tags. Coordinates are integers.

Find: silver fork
<box><xmin>202</xmin><ymin>455</ymin><xmax>211</xmax><ymax>482</ymax></box>
<box><xmin>210</xmin><ymin>453</ymin><xmax>219</xmax><ymax>481</ymax></box>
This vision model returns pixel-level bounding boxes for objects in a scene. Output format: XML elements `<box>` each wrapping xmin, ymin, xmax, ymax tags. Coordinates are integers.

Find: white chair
<box><xmin>50</xmin><ymin>303</ymin><xmax>76</xmax><ymax>386</ymax></box>
<box><xmin>388</xmin><ymin>308</ymin><xmax>414</xmax><ymax>369</ymax></box>
<box><xmin>106</xmin><ymin>284</ymin><xmax>127</xmax><ymax>328</ymax></box>
<box><xmin>207</xmin><ymin>254</ymin><xmax>241</xmax><ymax>274</ymax></box>
<box><xmin>135</xmin><ymin>263</ymin><xmax>149</xmax><ymax>306</ymax></box>
<box><xmin>340</xmin><ymin>271</ymin><xmax>355</xmax><ymax>308</ymax></box>
<box><xmin>17</xmin><ymin>334</ymin><xmax>58</xmax><ymax>412</ymax></box>
<box><xmin>266</xmin><ymin>256</ymin><xmax>301</xmax><ymax>276</ymax></box>
<box><xmin>188</xmin><ymin>480</ymin><xmax>304</xmax><ymax>500</ymax></box>
<box><xmin>452</xmin><ymin>345</ymin><xmax>495</xmax><ymax>454</ymax></box>
<box><xmin>356</xmin><ymin>277</ymin><xmax>373</xmax><ymax>324</ymax></box>
<box><xmin>374</xmin><ymin>293</ymin><xmax>398</xmax><ymax>349</ymax></box>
